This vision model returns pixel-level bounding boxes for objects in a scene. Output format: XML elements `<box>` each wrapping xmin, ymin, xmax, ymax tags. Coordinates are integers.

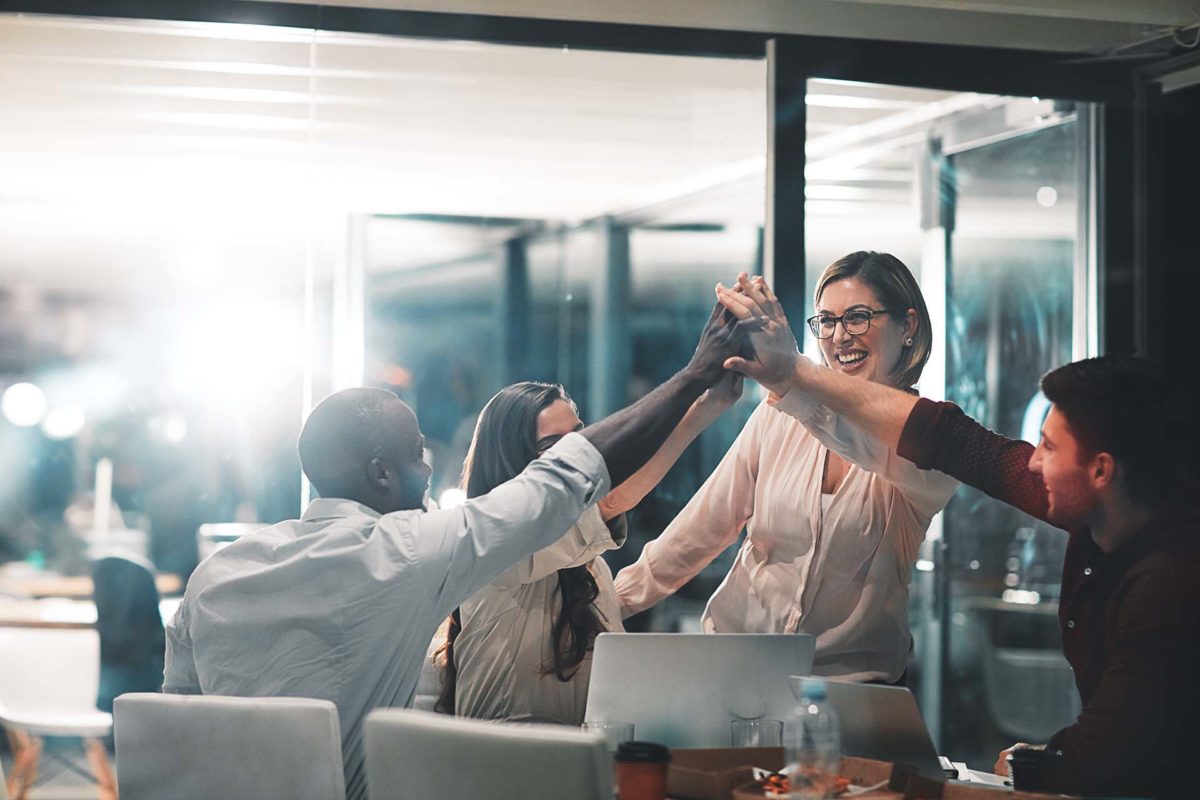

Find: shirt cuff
<box><xmin>576</xmin><ymin>504</ymin><xmax>625</xmax><ymax>554</ymax></box>
<box><xmin>767</xmin><ymin>381</ymin><xmax>828</xmax><ymax>427</ymax></box>
<box><xmin>605</xmin><ymin>512</ymin><xmax>629</xmax><ymax>549</ymax></box>
<box><xmin>542</xmin><ymin>431</ymin><xmax>612</xmax><ymax>504</ymax></box>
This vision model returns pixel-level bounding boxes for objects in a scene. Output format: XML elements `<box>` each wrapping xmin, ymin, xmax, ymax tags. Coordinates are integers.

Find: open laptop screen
<box><xmin>789</xmin><ymin>676</ymin><xmax>943</xmax><ymax>778</ymax></box>
<box><xmin>584</xmin><ymin>633</ymin><xmax>815</xmax><ymax>748</ymax></box>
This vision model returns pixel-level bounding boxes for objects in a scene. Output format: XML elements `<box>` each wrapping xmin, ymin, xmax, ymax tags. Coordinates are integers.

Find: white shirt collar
<box><xmin>300</xmin><ymin>497</ymin><xmax>382</xmax><ymax>524</ymax></box>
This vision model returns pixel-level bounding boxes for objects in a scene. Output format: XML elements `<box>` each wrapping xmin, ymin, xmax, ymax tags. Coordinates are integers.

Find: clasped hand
<box><xmin>714</xmin><ymin>272</ymin><xmax>803</xmax><ymax>396</ymax></box>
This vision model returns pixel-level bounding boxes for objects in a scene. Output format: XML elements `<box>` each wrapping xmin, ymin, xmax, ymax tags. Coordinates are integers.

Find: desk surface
<box><xmin>728</xmin><ymin>756</ymin><xmax>1066</xmax><ymax>800</ymax></box>
<box><xmin>0</xmin><ymin>596</ymin><xmax>181</xmax><ymax>629</ymax></box>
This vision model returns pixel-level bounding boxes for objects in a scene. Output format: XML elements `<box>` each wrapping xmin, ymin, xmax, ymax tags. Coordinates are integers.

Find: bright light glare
<box><xmin>2</xmin><ymin>382</ymin><xmax>47</xmax><ymax>427</ymax></box>
<box><xmin>438</xmin><ymin>488</ymin><xmax>467</xmax><ymax>509</ymax></box>
<box><xmin>42</xmin><ymin>406</ymin><xmax>86</xmax><ymax>440</ymax></box>
<box><xmin>170</xmin><ymin>301</ymin><xmax>302</xmax><ymax>411</ymax></box>
<box><xmin>1036</xmin><ymin>185</ymin><xmax>1058</xmax><ymax>207</ymax></box>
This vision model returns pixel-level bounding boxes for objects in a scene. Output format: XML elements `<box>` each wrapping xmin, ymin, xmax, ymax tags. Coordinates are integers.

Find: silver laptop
<box><xmin>789</xmin><ymin>676</ymin><xmax>942</xmax><ymax>778</ymax></box>
<box><xmin>585</xmin><ymin>633</ymin><xmax>815</xmax><ymax>748</ymax></box>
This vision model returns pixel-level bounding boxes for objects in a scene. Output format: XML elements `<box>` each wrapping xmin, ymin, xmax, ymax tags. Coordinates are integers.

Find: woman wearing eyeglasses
<box><xmin>437</xmin><ymin>377</ymin><xmax>739</xmax><ymax>724</ymax></box>
<box><xmin>614</xmin><ymin>251</ymin><xmax>958</xmax><ymax>685</ymax></box>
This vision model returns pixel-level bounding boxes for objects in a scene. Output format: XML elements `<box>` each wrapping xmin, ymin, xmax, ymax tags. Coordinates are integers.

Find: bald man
<box><xmin>162</xmin><ymin>304</ymin><xmax>745</xmax><ymax>800</ymax></box>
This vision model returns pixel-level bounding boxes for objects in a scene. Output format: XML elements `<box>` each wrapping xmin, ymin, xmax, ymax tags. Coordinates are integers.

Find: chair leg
<box><xmin>5</xmin><ymin>730</ymin><xmax>42</xmax><ymax>800</ymax></box>
<box><xmin>85</xmin><ymin>738</ymin><xmax>118</xmax><ymax>800</ymax></box>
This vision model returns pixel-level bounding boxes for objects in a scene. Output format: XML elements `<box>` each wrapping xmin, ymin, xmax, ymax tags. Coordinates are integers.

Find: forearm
<box><xmin>581</xmin><ymin>367</ymin><xmax>711</xmax><ymax>488</ymax></box>
<box><xmin>783</xmin><ymin>357</ymin><xmax>917</xmax><ymax>449</ymax></box>
<box><xmin>598</xmin><ymin>399</ymin><xmax>722</xmax><ymax>518</ymax></box>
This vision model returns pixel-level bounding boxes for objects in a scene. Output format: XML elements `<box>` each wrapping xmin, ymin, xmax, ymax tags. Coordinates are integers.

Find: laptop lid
<box><xmin>585</xmin><ymin>633</ymin><xmax>815</xmax><ymax>748</ymax></box>
<box><xmin>789</xmin><ymin>676</ymin><xmax>942</xmax><ymax>778</ymax></box>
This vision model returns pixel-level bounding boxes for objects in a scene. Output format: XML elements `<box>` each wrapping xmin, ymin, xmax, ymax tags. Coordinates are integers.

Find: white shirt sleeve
<box><xmin>612</xmin><ymin>402</ymin><xmax>767</xmax><ymax>617</ymax></box>
<box><xmin>406</xmin><ymin>432</ymin><xmax>611</xmax><ymax>621</ymax></box>
<box><xmin>162</xmin><ymin>599</ymin><xmax>202</xmax><ymax>695</ymax></box>
<box><xmin>770</xmin><ymin>386</ymin><xmax>957</xmax><ymax>519</ymax></box>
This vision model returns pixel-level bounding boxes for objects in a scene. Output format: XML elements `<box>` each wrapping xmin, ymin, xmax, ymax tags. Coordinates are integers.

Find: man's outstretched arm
<box><xmin>716</xmin><ymin>274</ymin><xmax>1050</xmax><ymax>522</ymax></box>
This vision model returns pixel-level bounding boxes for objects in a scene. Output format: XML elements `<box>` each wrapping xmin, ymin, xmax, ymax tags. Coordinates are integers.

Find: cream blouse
<box><xmin>453</xmin><ymin>504</ymin><xmax>626</xmax><ymax>725</ymax></box>
<box><xmin>613</xmin><ymin>391</ymin><xmax>957</xmax><ymax>682</ymax></box>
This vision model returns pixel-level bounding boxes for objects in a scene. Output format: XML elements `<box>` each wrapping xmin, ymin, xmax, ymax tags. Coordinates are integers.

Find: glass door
<box><xmin>932</xmin><ymin>105</ymin><xmax>1094</xmax><ymax>768</ymax></box>
<box><xmin>804</xmin><ymin>82</ymin><xmax>1096</xmax><ymax>766</ymax></box>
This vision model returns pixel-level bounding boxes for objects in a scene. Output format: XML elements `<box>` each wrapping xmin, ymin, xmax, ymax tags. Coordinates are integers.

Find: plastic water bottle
<box><xmin>784</xmin><ymin>679</ymin><xmax>841</xmax><ymax>799</ymax></box>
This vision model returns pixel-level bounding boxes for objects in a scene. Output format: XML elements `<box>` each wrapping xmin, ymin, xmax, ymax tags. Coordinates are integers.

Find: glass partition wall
<box><xmin>805</xmin><ymin>79</ymin><xmax>1096</xmax><ymax>765</ymax></box>
<box><xmin>0</xmin><ymin>12</ymin><xmax>768</xmax><ymax>583</ymax></box>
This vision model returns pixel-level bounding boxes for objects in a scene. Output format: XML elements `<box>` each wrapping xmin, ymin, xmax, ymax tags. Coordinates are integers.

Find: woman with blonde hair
<box><xmin>615</xmin><ymin>252</ymin><xmax>958</xmax><ymax>684</ymax></box>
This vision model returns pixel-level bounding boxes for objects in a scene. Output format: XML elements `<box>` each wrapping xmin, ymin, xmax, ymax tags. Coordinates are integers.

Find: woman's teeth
<box><xmin>837</xmin><ymin>352</ymin><xmax>868</xmax><ymax>365</ymax></box>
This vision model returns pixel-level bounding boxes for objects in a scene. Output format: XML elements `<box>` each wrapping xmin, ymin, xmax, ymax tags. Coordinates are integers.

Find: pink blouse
<box><xmin>613</xmin><ymin>390</ymin><xmax>957</xmax><ymax>682</ymax></box>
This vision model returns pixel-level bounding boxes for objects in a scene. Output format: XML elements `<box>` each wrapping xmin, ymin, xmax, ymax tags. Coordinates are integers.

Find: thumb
<box><xmin>723</xmin><ymin>356</ymin><xmax>757</xmax><ymax>376</ymax></box>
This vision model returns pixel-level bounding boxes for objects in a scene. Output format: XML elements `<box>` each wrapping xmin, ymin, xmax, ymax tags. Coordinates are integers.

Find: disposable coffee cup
<box><xmin>1007</xmin><ymin>747</ymin><xmax>1045</xmax><ymax>791</ymax></box>
<box><xmin>615</xmin><ymin>741</ymin><xmax>671</xmax><ymax>800</ymax></box>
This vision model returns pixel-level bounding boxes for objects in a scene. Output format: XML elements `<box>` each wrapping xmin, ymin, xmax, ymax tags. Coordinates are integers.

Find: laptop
<box><xmin>789</xmin><ymin>676</ymin><xmax>943</xmax><ymax>778</ymax></box>
<box><xmin>584</xmin><ymin>633</ymin><xmax>816</xmax><ymax>748</ymax></box>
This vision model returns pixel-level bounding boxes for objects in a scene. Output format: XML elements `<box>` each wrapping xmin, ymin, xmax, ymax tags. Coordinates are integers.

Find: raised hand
<box><xmin>715</xmin><ymin>273</ymin><xmax>802</xmax><ymax>396</ymax></box>
<box><xmin>685</xmin><ymin>301</ymin><xmax>749</xmax><ymax>386</ymax></box>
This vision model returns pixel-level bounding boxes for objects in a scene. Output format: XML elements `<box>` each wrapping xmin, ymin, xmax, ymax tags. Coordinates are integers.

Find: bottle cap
<box><xmin>615</xmin><ymin>741</ymin><xmax>671</xmax><ymax>764</ymax></box>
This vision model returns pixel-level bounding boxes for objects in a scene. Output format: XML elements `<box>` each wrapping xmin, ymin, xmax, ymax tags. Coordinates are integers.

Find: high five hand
<box><xmin>715</xmin><ymin>273</ymin><xmax>802</xmax><ymax>396</ymax></box>
<box><xmin>686</xmin><ymin>301</ymin><xmax>753</xmax><ymax>385</ymax></box>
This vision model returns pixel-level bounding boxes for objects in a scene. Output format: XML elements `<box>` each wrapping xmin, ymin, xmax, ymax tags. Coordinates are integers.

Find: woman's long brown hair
<box><xmin>435</xmin><ymin>382</ymin><xmax>606</xmax><ymax>714</ymax></box>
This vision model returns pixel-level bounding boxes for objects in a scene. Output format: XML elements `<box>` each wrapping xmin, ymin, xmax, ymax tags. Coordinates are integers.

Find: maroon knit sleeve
<box><xmin>897</xmin><ymin>398</ymin><xmax>1051</xmax><ymax>524</ymax></box>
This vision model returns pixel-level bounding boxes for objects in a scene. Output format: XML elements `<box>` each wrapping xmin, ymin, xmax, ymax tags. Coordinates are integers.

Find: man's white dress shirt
<box><xmin>164</xmin><ymin>433</ymin><xmax>609</xmax><ymax>800</ymax></box>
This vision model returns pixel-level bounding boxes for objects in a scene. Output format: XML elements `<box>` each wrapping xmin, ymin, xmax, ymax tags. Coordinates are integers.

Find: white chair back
<box><xmin>0</xmin><ymin>627</ymin><xmax>111</xmax><ymax>737</ymax></box>
<box><xmin>365</xmin><ymin>709</ymin><xmax>612</xmax><ymax>800</ymax></box>
<box><xmin>114</xmin><ymin>693</ymin><xmax>345</xmax><ymax>800</ymax></box>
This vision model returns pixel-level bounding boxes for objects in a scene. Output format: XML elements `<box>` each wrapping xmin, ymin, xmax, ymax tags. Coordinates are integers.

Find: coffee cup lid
<box><xmin>615</xmin><ymin>741</ymin><xmax>671</xmax><ymax>764</ymax></box>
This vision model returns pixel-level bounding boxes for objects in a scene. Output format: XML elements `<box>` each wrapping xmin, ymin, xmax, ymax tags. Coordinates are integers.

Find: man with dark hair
<box><xmin>717</xmin><ymin>275</ymin><xmax>1197</xmax><ymax>800</ymax></box>
<box><xmin>164</xmin><ymin>305</ymin><xmax>746</xmax><ymax>800</ymax></box>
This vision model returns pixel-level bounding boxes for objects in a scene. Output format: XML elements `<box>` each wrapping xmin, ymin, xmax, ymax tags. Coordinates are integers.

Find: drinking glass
<box><xmin>731</xmin><ymin>718</ymin><xmax>783</xmax><ymax>747</ymax></box>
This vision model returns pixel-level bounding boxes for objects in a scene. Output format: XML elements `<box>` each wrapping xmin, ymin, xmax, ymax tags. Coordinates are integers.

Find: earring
<box><xmin>904</xmin><ymin>337</ymin><xmax>914</xmax><ymax>346</ymax></box>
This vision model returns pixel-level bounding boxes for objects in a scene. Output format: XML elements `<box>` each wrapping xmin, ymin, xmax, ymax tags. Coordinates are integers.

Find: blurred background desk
<box><xmin>0</xmin><ymin>597</ymin><xmax>181</xmax><ymax>630</ymax></box>
<box><xmin>1</xmin><ymin>573</ymin><xmax>181</xmax><ymax>600</ymax></box>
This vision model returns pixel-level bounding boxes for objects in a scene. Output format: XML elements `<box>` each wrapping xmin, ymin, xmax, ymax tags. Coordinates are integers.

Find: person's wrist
<box><xmin>765</xmin><ymin>353</ymin><xmax>802</xmax><ymax>397</ymax></box>
<box><xmin>681</xmin><ymin>362</ymin><xmax>719</xmax><ymax>387</ymax></box>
